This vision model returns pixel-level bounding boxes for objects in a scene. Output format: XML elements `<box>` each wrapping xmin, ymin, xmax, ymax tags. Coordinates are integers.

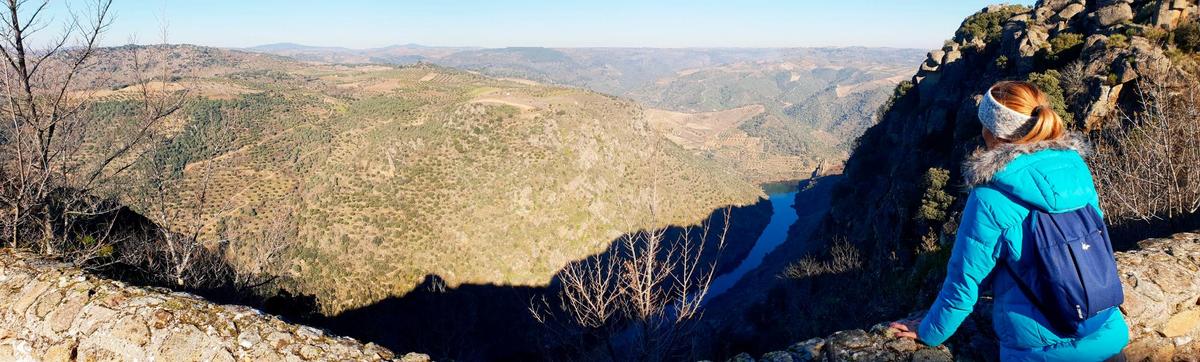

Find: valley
<box><xmin>66</xmin><ymin>43</ymin><xmax>928</xmax><ymax>358</ymax></box>
<box><xmin>37</xmin><ymin>40</ymin><xmax>932</xmax><ymax>360</ymax></box>
<box><xmin>5</xmin><ymin>0</ymin><xmax>1200</xmax><ymax>361</ymax></box>
<box><xmin>80</xmin><ymin>45</ymin><xmax>766</xmax><ymax>315</ymax></box>
<box><xmin>246</xmin><ymin>45</ymin><xmax>925</xmax><ymax>182</ymax></box>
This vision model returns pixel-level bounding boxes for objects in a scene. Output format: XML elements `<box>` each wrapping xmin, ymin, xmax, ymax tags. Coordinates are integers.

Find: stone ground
<box><xmin>0</xmin><ymin>250</ymin><xmax>429</xmax><ymax>361</ymax></box>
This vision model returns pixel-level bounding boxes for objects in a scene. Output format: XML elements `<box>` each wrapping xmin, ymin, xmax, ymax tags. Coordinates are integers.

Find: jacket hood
<box><xmin>962</xmin><ymin>133</ymin><xmax>1095</xmax><ymax>212</ymax></box>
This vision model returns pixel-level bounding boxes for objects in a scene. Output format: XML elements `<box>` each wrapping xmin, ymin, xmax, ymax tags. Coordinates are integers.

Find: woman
<box><xmin>888</xmin><ymin>81</ymin><xmax>1129</xmax><ymax>361</ymax></box>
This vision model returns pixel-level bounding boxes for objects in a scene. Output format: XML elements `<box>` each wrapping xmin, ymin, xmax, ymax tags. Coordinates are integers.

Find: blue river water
<box><xmin>704</xmin><ymin>188</ymin><xmax>800</xmax><ymax>302</ymax></box>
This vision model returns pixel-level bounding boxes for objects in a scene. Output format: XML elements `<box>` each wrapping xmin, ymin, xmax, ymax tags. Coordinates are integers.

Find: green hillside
<box><xmin>244</xmin><ymin>46</ymin><xmax>925</xmax><ymax>182</ymax></box>
<box><xmin>86</xmin><ymin>45</ymin><xmax>763</xmax><ymax>313</ymax></box>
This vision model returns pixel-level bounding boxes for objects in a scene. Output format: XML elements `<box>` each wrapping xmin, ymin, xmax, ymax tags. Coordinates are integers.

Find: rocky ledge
<box><xmin>0</xmin><ymin>250</ymin><xmax>427</xmax><ymax>361</ymax></box>
<box><xmin>724</xmin><ymin>232</ymin><xmax>1200</xmax><ymax>362</ymax></box>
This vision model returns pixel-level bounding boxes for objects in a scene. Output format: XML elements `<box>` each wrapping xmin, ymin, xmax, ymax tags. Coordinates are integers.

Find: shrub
<box><xmin>1048</xmin><ymin>32</ymin><xmax>1084</xmax><ymax>61</ymax></box>
<box><xmin>1174</xmin><ymin>21</ymin><xmax>1200</xmax><ymax>53</ymax></box>
<box><xmin>995</xmin><ymin>55</ymin><xmax>1010</xmax><ymax>70</ymax></box>
<box><xmin>1107</xmin><ymin>34</ymin><xmax>1130</xmax><ymax>49</ymax></box>
<box><xmin>956</xmin><ymin>5</ymin><xmax>1029</xmax><ymax>43</ymax></box>
<box><xmin>1136</xmin><ymin>26</ymin><xmax>1171</xmax><ymax>46</ymax></box>
<box><xmin>915</xmin><ymin>168</ymin><xmax>954</xmax><ymax>223</ymax></box>
<box><xmin>876</xmin><ymin>80</ymin><xmax>914</xmax><ymax>120</ymax></box>
<box><xmin>782</xmin><ymin>239</ymin><xmax>862</xmax><ymax>279</ymax></box>
<box><xmin>1026</xmin><ymin>70</ymin><xmax>1075</xmax><ymax>125</ymax></box>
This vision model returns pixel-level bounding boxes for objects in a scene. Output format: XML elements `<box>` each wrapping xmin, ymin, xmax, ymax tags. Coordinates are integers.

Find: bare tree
<box><xmin>1089</xmin><ymin>58</ymin><xmax>1200</xmax><ymax>229</ymax></box>
<box><xmin>0</xmin><ymin>0</ymin><xmax>182</xmax><ymax>265</ymax></box>
<box><xmin>121</xmin><ymin>161</ymin><xmax>225</xmax><ymax>287</ymax></box>
<box><xmin>531</xmin><ymin>196</ymin><xmax>733</xmax><ymax>361</ymax></box>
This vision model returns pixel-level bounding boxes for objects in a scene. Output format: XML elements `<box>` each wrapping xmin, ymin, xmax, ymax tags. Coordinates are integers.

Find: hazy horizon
<box><xmin>39</xmin><ymin>0</ymin><xmax>1036</xmax><ymax>50</ymax></box>
<box><xmin>241</xmin><ymin>41</ymin><xmax>932</xmax><ymax>51</ymax></box>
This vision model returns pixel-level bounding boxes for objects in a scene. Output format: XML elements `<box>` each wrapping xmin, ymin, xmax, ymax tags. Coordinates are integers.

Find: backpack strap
<box><xmin>1001</xmin><ymin>260</ymin><xmax>1046</xmax><ymax>313</ymax></box>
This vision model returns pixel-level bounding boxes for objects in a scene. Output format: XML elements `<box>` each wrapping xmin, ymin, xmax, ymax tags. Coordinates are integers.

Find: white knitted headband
<box><xmin>978</xmin><ymin>86</ymin><xmax>1036</xmax><ymax>140</ymax></box>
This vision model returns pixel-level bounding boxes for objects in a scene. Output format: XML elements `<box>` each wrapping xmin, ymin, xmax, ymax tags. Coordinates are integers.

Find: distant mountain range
<box><xmin>243</xmin><ymin>44</ymin><xmax>926</xmax><ymax>182</ymax></box>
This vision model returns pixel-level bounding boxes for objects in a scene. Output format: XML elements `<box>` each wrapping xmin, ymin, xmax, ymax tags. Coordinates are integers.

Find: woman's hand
<box><xmin>888</xmin><ymin>317</ymin><xmax>922</xmax><ymax>340</ymax></box>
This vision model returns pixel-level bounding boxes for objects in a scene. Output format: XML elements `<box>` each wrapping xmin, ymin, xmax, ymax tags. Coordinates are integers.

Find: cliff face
<box><xmin>714</xmin><ymin>0</ymin><xmax>1200</xmax><ymax>359</ymax></box>
<box><xmin>726</xmin><ymin>232</ymin><xmax>1200</xmax><ymax>362</ymax></box>
<box><xmin>0</xmin><ymin>250</ymin><xmax>419</xmax><ymax>361</ymax></box>
<box><xmin>826</xmin><ymin>0</ymin><xmax>1196</xmax><ymax>272</ymax></box>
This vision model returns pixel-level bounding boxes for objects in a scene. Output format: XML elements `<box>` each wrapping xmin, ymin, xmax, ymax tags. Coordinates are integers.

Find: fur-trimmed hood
<box><xmin>962</xmin><ymin>133</ymin><xmax>1090</xmax><ymax>186</ymax></box>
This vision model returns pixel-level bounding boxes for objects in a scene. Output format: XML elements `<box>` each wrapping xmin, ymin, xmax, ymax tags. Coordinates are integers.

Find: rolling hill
<box><xmin>84</xmin><ymin>45</ymin><xmax>763</xmax><ymax>314</ymax></box>
<box><xmin>244</xmin><ymin>45</ymin><xmax>926</xmax><ymax>182</ymax></box>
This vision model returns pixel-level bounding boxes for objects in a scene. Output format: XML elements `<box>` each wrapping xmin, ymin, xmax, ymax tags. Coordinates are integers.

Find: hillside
<box><xmin>244</xmin><ymin>46</ymin><xmax>925</xmax><ymax>182</ymax></box>
<box><xmin>81</xmin><ymin>45</ymin><xmax>763</xmax><ymax>314</ymax></box>
<box><xmin>702</xmin><ymin>0</ymin><xmax>1200</xmax><ymax>359</ymax></box>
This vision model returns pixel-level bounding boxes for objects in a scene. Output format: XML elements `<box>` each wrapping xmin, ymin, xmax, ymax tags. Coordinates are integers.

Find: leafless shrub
<box><xmin>782</xmin><ymin>238</ymin><xmax>862</xmax><ymax>279</ymax></box>
<box><xmin>1089</xmin><ymin>59</ymin><xmax>1200</xmax><ymax>228</ymax></box>
<box><xmin>531</xmin><ymin>199</ymin><xmax>732</xmax><ymax>361</ymax></box>
<box><xmin>122</xmin><ymin>163</ymin><xmax>230</xmax><ymax>288</ymax></box>
<box><xmin>1059</xmin><ymin>60</ymin><xmax>1088</xmax><ymax>106</ymax></box>
<box><xmin>221</xmin><ymin>202</ymin><xmax>298</xmax><ymax>290</ymax></box>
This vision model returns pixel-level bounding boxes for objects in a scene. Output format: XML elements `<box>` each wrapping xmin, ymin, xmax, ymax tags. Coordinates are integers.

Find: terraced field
<box><xmin>88</xmin><ymin>45</ymin><xmax>762</xmax><ymax>313</ymax></box>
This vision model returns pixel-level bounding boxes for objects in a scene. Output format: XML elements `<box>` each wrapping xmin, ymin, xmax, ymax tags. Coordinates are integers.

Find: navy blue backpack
<box><xmin>1002</xmin><ymin>201</ymin><xmax>1124</xmax><ymax>336</ymax></box>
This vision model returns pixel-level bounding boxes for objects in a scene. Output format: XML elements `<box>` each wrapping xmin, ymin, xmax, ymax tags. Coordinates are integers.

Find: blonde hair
<box><xmin>988</xmin><ymin>81</ymin><xmax>1066</xmax><ymax>144</ymax></box>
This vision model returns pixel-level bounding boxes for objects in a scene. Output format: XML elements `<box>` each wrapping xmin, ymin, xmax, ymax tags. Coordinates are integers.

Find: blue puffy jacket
<box><xmin>917</xmin><ymin>135</ymin><xmax>1129</xmax><ymax>361</ymax></box>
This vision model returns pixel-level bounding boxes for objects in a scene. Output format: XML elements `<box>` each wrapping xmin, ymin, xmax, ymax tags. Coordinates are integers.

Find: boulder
<box><xmin>1054</xmin><ymin>3</ymin><xmax>1087</xmax><ymax>22</ymax></box>
<box><xmin>1161</xmin><ymin>310</ymin><xmax>1200</xmax><ymax>338</ymax></box>
<box><xmin>1092</xmin><ymin>3</ymin><xmax>1134</xmax><ymax>28</ymax></box>
<box><xmin>1155</xmin><ymin>0</ymin><xmax>1198</xmax><ymax>29</ymax></box>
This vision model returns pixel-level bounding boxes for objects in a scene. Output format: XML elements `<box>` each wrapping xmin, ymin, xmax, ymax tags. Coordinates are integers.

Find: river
<box><xmin>705</xmin><ymin>182</ymin><xmax>801</xmax><ymax>302</ymax></box>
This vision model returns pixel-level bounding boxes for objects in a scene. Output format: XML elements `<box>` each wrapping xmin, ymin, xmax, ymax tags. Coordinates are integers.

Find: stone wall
<box><xmin>724</xmin><ymin>232</ymin><xmax>1200</xmax><ymax>362</ymax></box>
<box><xmin>0</xmin><ymin>250</ymin><xmax>425</xmax><ymax>361</ymax></box>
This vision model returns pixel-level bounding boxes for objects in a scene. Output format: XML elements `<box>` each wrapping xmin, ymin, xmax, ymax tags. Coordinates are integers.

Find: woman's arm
<box><xmin>916</xmin><ymin>190</ymin><xmax>1004</xmax><ymax>346</ymax></box>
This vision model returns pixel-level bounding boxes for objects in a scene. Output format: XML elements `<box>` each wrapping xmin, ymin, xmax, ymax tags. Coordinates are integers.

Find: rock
<box><xmin>927</xmin><ymin>50</ymin><xmax>946</xmax><ymax>66</ymax></box>
<box><xmin>1155</xmin><ymin>0</ymin><xmax>1198</xmax><ymax>28</ymax></box>
<box><xmin>828</xmin><ymin>329</ymin><xmax>872</xmax><ymax>349</ymax></box>
<box><xmin>942</xmin><ymin>50</ymin><xmax>962</xmax><ymax>65</ymax></box>
<box><xmin>400</xmin><ymin>352</ymin><xmax>433</xmax><ymax>362</ymax></box>
<box><xmin>1054</xmin><ymin>3</ymin><xmax>1086</xmax><ymax>22</ymax></box>
<box><xmin>885</xmin><ymin>337</ymin><xmax>919</xmax><ymax>353</ymax></box>
<box><xmin>151</xmin><ymin>309</ymin><xmax>173</xmax><ymax>329</ymax></box>
<box><xmin>112</xmin><ymin>315</ymin><xmax>151</xmax><ymax>347</ymax></box>
<box><xmin>787</xmin><ymin>338</ymin><xmax>825</xmax><ymax>361</ymax></box>
<box><xmin>910</xmin><ymin>348</ymin><xmax>954</xmax><ymax>362</ymax></box>
<box><xmin>1093</xmin><ymin>3</ymin><xmax>1134</xmax><ymax>28</ymax></box>
<box><xmin>46</xmin><ymin>289</ymin><xmax>88</xmax><ymax>333</ymax></box>
<box><xmin>0</xmin><ymin>250</ymin><xmax>409</xmax><ymax>361</ymax></box>
<box><xmin>42</xmin><ymin>340</ymin><xmax>77</xmax><ymax>362</ymax></box>
<box><xmin>1083</xmin><ymin>82</ymin><xmax>1123</xmax><ymax>129</ymax></box>
<box><xmin>727</xmin><ymin>352</ymin><xmax>756</xmax><ymax>362</ymax></box>
<box><xmin>1162</xmin><ymin>310</ymin><xmax>1200</xmax><ymax>338</ymax></box>
<box><xmin>298</xmin><ymin>344</ymin><xmax>322</xmax><ymax>360</ymax></box>
<box><xmin>760</xmin><ymin>350</ymin><xmax>794</xmax><ymax>362</ymax></box>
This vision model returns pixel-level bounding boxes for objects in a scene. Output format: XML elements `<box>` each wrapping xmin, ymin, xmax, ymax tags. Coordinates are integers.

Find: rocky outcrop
<box><xmin>724</xmin><ymin>232</ymin><xmax>1200</xmax><ymax>362</ymax></box>
<box><xmin>1155</xmin><ymin>0</ymin><xmax>1199</xmax><ymax>28</ymax></box>
<box><xmin>1118</xmin><ymin>233</ymin><xmax>1200</xmax><ymax>359</ymax></box>
<box><xmin>0</xmin><ymin>250</ymin><xmax>423</xmax><ymax>361</ymax></box>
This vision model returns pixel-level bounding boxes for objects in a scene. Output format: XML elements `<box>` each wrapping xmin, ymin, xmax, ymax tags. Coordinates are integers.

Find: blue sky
<box><xmin>46</xmin><ymin>0</ymin><xmax>1036</xmax><ymax>49</ymax></box>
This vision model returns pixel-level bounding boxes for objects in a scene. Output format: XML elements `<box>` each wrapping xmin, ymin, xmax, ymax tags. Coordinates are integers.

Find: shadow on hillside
<box><xmin>282</xmin><ymin>195</ymin><xmax>778</xmax><ymax>361</ymax></box>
